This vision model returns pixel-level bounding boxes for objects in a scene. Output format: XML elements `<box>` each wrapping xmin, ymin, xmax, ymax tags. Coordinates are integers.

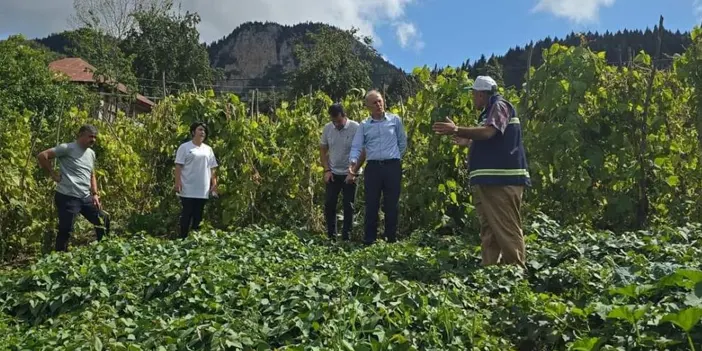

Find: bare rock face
<box><xmin>206</xmin><ymin>21</ymin><xmax>406</xmax><ymax>100</ymax></box>
<box><xmin>216</xmin><ymin>25</ymin><xmax>290</xmax><ymax>79</ymax></box>
<box><xmin>208</xmin><ymin>22</ymin><xmax>306</xmax><ymax>91</ymax></box>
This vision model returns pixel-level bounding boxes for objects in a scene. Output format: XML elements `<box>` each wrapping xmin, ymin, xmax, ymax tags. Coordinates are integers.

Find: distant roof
<box><xmin>49</xmin><ymin>57</ymin><xmax>154</xmax><ymax>108</ymax></box>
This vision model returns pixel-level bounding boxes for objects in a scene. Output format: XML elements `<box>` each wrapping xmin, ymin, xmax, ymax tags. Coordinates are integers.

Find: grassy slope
<box><xmin>0</xmin><ymin>215</ymin><xmax>701</xmax><ymax>350</ymax></box>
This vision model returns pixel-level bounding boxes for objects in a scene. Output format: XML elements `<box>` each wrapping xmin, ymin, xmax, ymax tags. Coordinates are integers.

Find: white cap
<box><xmin>466</xmin><ymin>75</ymin><xmax>498</xmax><ymax>92</ymax></box>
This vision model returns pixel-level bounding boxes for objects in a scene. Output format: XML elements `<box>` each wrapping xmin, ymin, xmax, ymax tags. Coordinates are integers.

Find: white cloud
<box><xmin>532</xmin><ymin>0</ymin><xmax>615</xmax><ymax>23</ymax></box>
<box><xmin>395</xmin><ymin>21</ymin><xmax>424</xmax><ymax>52</ymax></box>
<box><xmin>0</xmin><ymin>0</ymin><xmax>423</xmax><ymax>51</ymax></box>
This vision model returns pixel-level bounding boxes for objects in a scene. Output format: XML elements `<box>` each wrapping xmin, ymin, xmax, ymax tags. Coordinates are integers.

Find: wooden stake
<box><xmin>636</xmin><ymin>15</ymin><xmax>664</xmax><ymax>229</ymax></box>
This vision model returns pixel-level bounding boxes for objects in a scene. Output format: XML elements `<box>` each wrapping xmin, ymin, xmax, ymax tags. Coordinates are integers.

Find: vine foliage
<box><xmin>2</xmin><ymin>26</ymin><xmax>702</xmax><ymax>262</ymax></box>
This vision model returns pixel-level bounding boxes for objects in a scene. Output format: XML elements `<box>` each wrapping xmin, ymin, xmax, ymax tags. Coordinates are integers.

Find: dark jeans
<box><xmin>54</xmin><ymin>191</ymin><xmax>106</xmax><ymax>252</ymax></box>
<box><xmin>179</xmin><ymin>197</ymin><xmax>207</xmax><ymax>238</ymax></box>
<box><xmin>325</xmin><ymin>174</ymin><xmax>357</xmax><ymax>240</ymax></box>
<box><xmin>363</xmin><ymin>159</ymin><xmax>402</xmax><ymax>245</ymax></box>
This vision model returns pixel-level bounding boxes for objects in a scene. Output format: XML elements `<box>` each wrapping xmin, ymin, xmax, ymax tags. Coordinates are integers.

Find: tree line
<box><xmin>449</xmin><ymin>25</ymin><xmax>692</xmax><ymax>90</ymax></box>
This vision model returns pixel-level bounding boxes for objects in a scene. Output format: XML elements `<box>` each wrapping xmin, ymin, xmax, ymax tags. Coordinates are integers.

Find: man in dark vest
<box><xmin>432</xmin><ymin>75</ymin><xmax>530</xmax><ymax>269</ymax></box>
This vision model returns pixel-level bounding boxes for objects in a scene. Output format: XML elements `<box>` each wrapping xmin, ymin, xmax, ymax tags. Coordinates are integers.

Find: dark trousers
<box><xmin>363</xmin><ymin>159</ymin><xmax>402</xmax><ymax>244</ymax></box>
<box><xmin>54</xmin><ymin>191</ymin><xmax>105</xmax><ymax>252</ymax></box>
<box><xmin>179</xmin><ymin>197</ymin><xmax>207</xmax><ymax>238</ymax></box>
<box><xmin>325</xmin><ymin>174</ymin><xmax>357</xmax><ymax>240</ymax></box>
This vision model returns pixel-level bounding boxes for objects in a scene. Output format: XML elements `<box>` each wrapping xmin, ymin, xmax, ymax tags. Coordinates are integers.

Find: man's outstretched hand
<box><xmin>432</xmin><ymin>117</ymin><xmax>457</xmax><ymax>135</ymax></box>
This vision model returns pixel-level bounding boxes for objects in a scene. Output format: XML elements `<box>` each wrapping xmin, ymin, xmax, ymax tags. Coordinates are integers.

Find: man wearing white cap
<box><xmin>432</xmin><ymin>75</ymin><xmax>530</xmax><ymax>269</ymax></box>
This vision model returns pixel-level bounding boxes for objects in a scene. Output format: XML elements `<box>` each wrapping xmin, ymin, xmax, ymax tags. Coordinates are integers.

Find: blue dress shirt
<box><xmin>349</xmin><ymin>112</ymin><xmax>407</xmax><ymax>164</ymax></box>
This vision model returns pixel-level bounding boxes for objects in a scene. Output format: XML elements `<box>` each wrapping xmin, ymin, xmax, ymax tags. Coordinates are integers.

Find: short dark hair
<box><xmin>189</xmin><ymin>121</ymin><xmax>209</xmax><ymax>141</ymax></box>
<box><xmin>78</xmin><ymin>124</ymin><xmax>98</xmax><ymax>136</ymax></box>
<box><xmin>328</xmin><ymin>103</ymin><xmax>345</xmax><ymax>117</ymax></box>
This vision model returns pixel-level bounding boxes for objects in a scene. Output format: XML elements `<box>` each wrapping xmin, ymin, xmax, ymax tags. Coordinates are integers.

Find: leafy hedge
<box><xmin>3</xmin><ymin>26</ymin><xmax>702</xmax><ymax>262</ymax></box>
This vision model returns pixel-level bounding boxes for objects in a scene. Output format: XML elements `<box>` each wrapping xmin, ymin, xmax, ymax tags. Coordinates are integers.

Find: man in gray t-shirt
<box><xmin>37</xmin><ymin>124</ymin><xmax>107</xmax><ymax>252</ymax></box>
<box><xmin>320</xmin><ymin>103</ymin><xmax>365</xmax><ymax>240</ymax></box>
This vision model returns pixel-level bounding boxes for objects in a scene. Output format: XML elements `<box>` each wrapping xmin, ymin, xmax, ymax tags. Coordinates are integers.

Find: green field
<box><xmin>1</xmin><ymin>215</ymin><xmax>701</xmax><ymax>350</ymax></box>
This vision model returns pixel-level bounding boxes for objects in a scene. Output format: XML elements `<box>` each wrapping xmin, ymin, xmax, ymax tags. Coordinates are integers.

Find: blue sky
<box><xmin>1</xmin><ymin>0</ymin><xmax>699</xmax><ymax>73</ymax></box>
<box><xmin>372</xmin><ymin>0</ymin><xmax>699</xmax><ymax>71</ymax></box>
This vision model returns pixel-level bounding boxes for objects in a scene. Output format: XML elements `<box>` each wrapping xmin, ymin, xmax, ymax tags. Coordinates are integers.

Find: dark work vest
<box><xmin>467</xmin><ymin>94</ymin><xmax>531</xmax><ymax>186</ymax></box>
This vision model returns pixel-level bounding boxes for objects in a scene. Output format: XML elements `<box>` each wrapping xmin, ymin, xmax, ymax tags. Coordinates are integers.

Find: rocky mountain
<box><xmin>31</xmin><ymin>21</ymin><xmax>415</xmax><ymax>105</ymax></box>
<box><xmin>205</xmin><ymin>21</ymin><xmax>413</xmax><ymax>100</ymax></box>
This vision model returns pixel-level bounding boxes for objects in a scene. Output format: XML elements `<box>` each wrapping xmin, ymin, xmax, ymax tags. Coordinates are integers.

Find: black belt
<box><xmin>367</xmin><ymin>159</ymin><xmax>400</xmax><ymax>165</ymax></box>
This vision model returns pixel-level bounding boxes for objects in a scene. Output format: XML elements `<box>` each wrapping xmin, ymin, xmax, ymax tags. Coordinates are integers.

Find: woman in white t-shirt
<box><xmin>174</xmin><ymin>122</ymin><xmax>218</xmax><ymax>238</ymax></box>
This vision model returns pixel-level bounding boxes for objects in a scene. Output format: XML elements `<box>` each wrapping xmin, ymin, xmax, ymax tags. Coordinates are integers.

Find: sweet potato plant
<box><xmin>0</xmin><ymin>215</ymin><xmax>700</xmax><ymax>350</ymax></box>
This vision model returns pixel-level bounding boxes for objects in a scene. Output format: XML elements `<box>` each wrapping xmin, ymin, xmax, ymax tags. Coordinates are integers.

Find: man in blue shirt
<box><xmin>348</xmin><ymin>90</ymin><xmax>407</xmax><ymax>245</ymax></box>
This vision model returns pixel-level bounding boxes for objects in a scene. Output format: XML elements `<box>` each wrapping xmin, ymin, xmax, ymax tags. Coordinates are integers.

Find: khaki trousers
<box><xmin>471</xmin><ymin>184</ymin><xmax>526</xmax><ymax>269</ymax></box>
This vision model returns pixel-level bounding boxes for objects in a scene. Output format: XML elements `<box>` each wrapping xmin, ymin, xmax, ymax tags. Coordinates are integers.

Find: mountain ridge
<box><xmin>457</xmin><ymin>27</ymin><xmax>691</xmax><ymax>88</ymax></box>
<box><xmin>204</xmin><ymin>21</ymin><xmax>408</xmax><ymax>98</ymax></box>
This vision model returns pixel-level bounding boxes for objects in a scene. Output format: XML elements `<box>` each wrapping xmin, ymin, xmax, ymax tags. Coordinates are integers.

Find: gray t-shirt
<box><xmin>52</xmin><ymin>142</ymin><xmax>96</xmax><ymax>199</ymax></box>
<box><xmin>320</xmin><ymin>119</ymin><xmax>359</xmax><ymax>175</ymax></box>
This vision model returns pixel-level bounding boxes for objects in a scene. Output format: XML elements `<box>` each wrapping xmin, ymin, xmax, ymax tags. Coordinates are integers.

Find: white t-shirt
<box><xmin>175</xmin><ymin>141</ymin><xmax>218</xmax><ymax>199</ymax></box>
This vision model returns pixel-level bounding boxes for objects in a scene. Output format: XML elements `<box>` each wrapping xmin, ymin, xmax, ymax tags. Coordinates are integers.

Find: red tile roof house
<box><xmin>49</xmin><ymin>57</ymin><xmax>155</xmax><ymax>120</ymax></box>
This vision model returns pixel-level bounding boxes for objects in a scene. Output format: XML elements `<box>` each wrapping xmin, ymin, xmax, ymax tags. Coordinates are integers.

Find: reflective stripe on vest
<box><xmin>469</xmin><ymin>168</ymin><xmax>530</xmax><ymax>179</ymax></box>
<box><xmin>480</xmin><ymin>117</ymin><xmax>519</xmax><ymax>126</ymax></box>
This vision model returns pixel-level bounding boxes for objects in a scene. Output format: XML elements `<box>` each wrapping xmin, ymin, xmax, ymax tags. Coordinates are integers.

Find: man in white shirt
<box><xmin>175</xmin><ymin>122</ymin><xmax>218</xmax><ymax>238</ymax></box>
<box><xmin>320</xmin><ymin>103</ymin><xmax>365</xmax><ymax>240</ymax></box>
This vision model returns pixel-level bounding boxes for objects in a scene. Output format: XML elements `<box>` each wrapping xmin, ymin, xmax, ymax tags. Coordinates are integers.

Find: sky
<box><xmin>0</xmin><ymin>0</ymin><xmax>699</xmax><ymax>72</ymax></box>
